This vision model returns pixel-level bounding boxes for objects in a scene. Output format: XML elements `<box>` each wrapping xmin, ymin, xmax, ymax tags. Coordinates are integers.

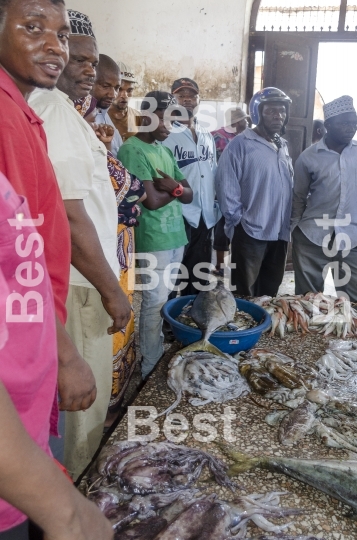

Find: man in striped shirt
<box><xmin>215</xmin><ymin>87</ymin><xmax>293</xmax><ymax>297</ymax></box>
<box><xmin>292</xmin><ymin>96</ymin><xmax>357</xmax><ymax>300</ymax></box>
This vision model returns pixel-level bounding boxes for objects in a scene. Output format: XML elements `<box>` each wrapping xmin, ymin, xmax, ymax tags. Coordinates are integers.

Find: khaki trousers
<box><xmin>64</xmin><ymin>285</ymin><xmax>112</xmax><ymax>480</ymax></box>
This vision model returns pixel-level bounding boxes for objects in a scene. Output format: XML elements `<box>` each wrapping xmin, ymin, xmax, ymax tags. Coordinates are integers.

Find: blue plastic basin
<box><xmin>161</xmin><ymin>296</ymin><xmax>271</xmax><ymax>354</ymax></box>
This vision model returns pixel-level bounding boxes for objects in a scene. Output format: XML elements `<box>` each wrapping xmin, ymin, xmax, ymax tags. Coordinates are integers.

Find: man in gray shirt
<box><xmin>215</xmin><ymin>87</ymin><xmax>293</xmax><ymax>297</ymax></box>
<box><xmin>292</xmin><ymin>95</ymin><xmax>357</xmax><ymax>301</ymax></box>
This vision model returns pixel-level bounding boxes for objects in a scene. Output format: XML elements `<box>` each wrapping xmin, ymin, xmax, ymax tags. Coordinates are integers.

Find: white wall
<box><xmin>67</xmin><ymin>0</ymin><xmax>253</xmax><ymax>104</ymax></box>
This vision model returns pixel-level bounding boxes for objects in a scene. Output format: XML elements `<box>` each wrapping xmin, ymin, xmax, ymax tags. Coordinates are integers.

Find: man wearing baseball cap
<box><xmin>119</xmin><ymin>91</ymin><xmax>193</xmax><ymax>379</ymax></box>
<box><xmin>292</xmin><ymin>95</ymin><xmax>357</xmax><ymax>300</ymax></box>
<box><xmin>108</xmin><ymin>62</ymin><xmax>141</xmax><ymax>142</ymax></box>
<box><xmin>162</xmin><ymin>77</ymin><xmax>219</xmax><ymax>296</ymax></box>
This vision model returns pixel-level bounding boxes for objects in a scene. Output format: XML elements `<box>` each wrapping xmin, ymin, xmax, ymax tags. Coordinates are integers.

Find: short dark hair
<box><xmin>313</xmin><ymin>119</ymin><xmax>324</xmax><ymax>130</ymax></box>
<box><xmin>0</xmin><ymin>0</ymin><xmax>65</xmax><ymax>21</ymax></box>
<box><xmin>96</xmin><ymin>54</ymin><xmax>120</xmax><ymax>79</ymax></box>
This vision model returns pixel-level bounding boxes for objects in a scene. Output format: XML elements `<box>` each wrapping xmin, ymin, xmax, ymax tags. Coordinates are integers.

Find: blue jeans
<box><xmin>138</xmin><ymin>247</ymin><xmax>185</xmax><ymax>378</ymax></box>
<box><xmin>49</xmin><ymin>410</ymin><xmax>65</xmax><ymax>464</ymax></box>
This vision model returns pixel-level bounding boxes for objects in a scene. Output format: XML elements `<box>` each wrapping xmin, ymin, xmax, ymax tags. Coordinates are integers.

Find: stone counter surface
<box><xmin>88</xmin><ymin>332</ymin><xmax>357</xmax><ymax>539</ymax></box>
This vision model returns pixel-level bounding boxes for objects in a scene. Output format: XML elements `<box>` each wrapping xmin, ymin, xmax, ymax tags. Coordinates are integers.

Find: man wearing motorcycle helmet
<box><xmin>215</xmin><ymin>87</ymin><xmax>293</xmax><ymax>296</ymax></box>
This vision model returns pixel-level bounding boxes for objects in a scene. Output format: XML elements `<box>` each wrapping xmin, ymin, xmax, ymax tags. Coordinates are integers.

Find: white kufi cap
<box><xmin>323</xmin><ymin>95</ymin><xmax>356</xmax><ymax>120</ymax></box>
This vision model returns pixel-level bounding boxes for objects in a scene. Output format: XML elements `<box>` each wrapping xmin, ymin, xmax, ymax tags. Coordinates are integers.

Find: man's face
<box><xmin>261</xmin><ymin>103</ymin><xmax>287</xmax><ymax>135</ymax></box>
<box><xmin>57</xmin><ymin>35</ymin><xmax>98</xmax><ymax>101</ymax></box>
<box><xmin>231</xmin><ymin>117</ymin><xmax>248</xmax><ymax>134</ymax></box>
<box><xmin>174</xmin><ymin>88</ymin><xmax>199</xmax><ymax>116</ymax></box>
<box><xmin>0</xmin><ymin>0</ymin><xmax>69</xmax><ymax>96</ymax></box>
<box><xmin>326</xmin><ymin>112</ymin><xmax>357</xmax><ymax>145</ymax></box>
<box><xmin>149</xmin><ymin>109</ymin><xmax>173</xmax><ymax>141</ymax></box>
<box><xmin>112</xmin><ymin>79</ymin><xmax>136</xmax><ymax>110</ymax></box>
<box><xmin>91</xmin><ymin>70</ymin><xmax>120</xmax><ymax>110</ymax></box>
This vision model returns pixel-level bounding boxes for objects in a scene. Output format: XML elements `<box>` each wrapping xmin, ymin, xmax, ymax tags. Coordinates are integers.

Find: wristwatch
<box><xmin>171</xmin><ymin>183</ymin><xmax>184</xmax><ymax>197</ymax></box>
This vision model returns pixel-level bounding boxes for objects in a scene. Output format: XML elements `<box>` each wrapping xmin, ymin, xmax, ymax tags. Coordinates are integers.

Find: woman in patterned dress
<box><xmin>74</xmin><ymin>96</ymin><xmax>146</xmax><ymax>420</ymax></box>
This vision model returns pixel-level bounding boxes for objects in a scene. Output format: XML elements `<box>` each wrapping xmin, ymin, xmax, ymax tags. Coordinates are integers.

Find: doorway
<box><xmin>247</xmin><ymin>0</ymin><xmax>357</xmax><ymax>158</ymax></box>
<box><xmin>247</xmin><ymin>1</ymin><xmax>357</xmax><ymax>274</ymax></box>
<box><xmin>315</xmin><ymin>42</ymin><xmax>357</xmax><ymax>122</ymax></box>
<box><xmin>248</xmin><ymin>36</ymin><xmax>357</xmax><ymax>158</ymax></box>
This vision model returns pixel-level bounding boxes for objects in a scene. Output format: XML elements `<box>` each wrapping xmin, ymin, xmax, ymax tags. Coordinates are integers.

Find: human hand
<box><xmin>153</xmin><ymin>169</ymin><xmax>179</xmax><ymax>193</ymax></box>
<box><xmin>94</xmin><ymin>124</ymin><xmax>115</xmax><ymax>144</ymax></box>
<box><xmin>101</xmin><ymin>287</ymin><xmax>132</xmax><ymax>334</ymax></box>
<box><xmin>43</xmin><ymin>493</ymin><xmax>113</xmax><ymax>540</ymax></box>
<box><xmin>58</xmin><ymin>352</ymin><xmax>97</xmax><ymax>412</ymax></box>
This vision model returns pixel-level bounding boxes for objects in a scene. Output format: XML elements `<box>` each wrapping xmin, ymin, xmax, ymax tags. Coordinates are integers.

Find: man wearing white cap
<box><xmin>292</xmin><ymin>95</ymin><xmax>357</xmax><ymax>300</ymax></box>
<box><xmin>108</xmin><ymin>62</ymin><xmax>141</xmax><ymax>142</ymax></box>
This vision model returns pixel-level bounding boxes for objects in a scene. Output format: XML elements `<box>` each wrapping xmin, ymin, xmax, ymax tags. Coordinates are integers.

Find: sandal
<box><xmin>212</xmin><ymin>268</ymin><xmax>224</xmax><ymax>277</ymax></box>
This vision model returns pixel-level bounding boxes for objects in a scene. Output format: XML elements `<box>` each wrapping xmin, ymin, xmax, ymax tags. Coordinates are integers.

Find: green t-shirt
<box><xmin>118</xmin><ymin>136</ymin><xmax>188</xmax><ymax>253</ymax></box>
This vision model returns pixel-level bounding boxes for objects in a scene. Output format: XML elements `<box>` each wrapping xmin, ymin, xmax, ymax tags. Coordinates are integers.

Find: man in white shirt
<box><xmin>162</xmin><ymin>78</ymin><xmax>219</xmax><ymax>295</ymax></box>
<box><xmin>91</xmin><ymin>53</ymin><xmax>123</xmax><ymax>156</ymax></box>
<box><xmin>29</xmin><ymin>10</ymin><xmax>131</xmax><ymax>480</ymax></box>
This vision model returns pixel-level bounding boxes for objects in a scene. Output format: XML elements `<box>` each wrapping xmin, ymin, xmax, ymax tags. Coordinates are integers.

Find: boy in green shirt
<box><xmin>119</xmin><ymin>91</ymin><xmax>193</xmax><ymax>379</ymax></box>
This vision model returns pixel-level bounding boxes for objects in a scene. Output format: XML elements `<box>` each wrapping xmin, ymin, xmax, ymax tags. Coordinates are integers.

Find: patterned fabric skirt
<box><xmin>109</xmin><ymin>224</ymin><xmax>136</xmax><ymax>413</ymax></box>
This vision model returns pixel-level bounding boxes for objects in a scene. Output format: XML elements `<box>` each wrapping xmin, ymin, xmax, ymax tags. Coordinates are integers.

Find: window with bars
<box><xmin>345</xmin><ymin>0</ymin><xmax>357</xmax><ymax>29</ymax></box>
<box><xmin>255</xmin><ymin>0</ymin><xmax>357</xmax><ymax>31</ymax></box>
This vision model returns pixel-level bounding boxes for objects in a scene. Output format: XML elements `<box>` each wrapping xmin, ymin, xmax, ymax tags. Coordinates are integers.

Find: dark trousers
<box><xmin>231</xmin><ymin>224</ymin><xmax>288</xmax><ymax>297</ymax></box>
<box><xmin>169</xmin><ymin>216</ymin><xmax>213</xmax><ymax>299</ymax></box>
<box><xmin>292</xmin><ymin>226</ymin><xmax>357</xmax><ymax>301</ymax></box>
<box><xmin>0</xmin><ymin>520</ymin><xmax>43</xmax><ymax>539</ymax></box>
<box><xmin>181</xmin><ymin>217</ymin><xmax>213</xmax><ymax>296</ymax></box>
<box><xmin>213</xmin><ymin>216</ymin><xmax>230</xmax><ymax>252</ymax></box>
<box><xmin>0</xmin><ymin>522</ymin><xmax>29</xmax><ymax>540</ymax></box>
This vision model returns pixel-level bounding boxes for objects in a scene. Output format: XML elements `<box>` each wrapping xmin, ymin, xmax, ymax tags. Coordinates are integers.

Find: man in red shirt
<box><xmin>0</xmin><ymin>2</ymin><xmax>114</xmax><ymax>538</ymax></box>
<box><xmin>0</xmin><ymin>0</ymin><xmax>97</xmax><ymax>419</ymax></box>
<box><xmin>0</xmin><ymin>173</ymin><xmax>113</xmax><ymax>540</ymax></box>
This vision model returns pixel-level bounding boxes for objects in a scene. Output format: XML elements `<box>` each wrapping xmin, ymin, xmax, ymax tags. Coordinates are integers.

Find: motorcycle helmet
<box><xmin>249</xmin><ymin>87</ymin><xmax>292</xmax><ymax>134</ymax></box>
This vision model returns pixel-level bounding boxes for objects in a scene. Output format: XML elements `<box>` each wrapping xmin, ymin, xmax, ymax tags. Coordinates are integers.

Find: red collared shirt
<box><xmin>0</xmin><ymin>68</ymin><xmax>70</xmax><ymax>325</ymax></box>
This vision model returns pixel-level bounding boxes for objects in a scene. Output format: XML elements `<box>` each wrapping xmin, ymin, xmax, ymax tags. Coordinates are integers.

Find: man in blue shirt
<box><xmin>215</xmin><ymin>87</ymin><xmax>293</xmax><ymax>297</ymax></box>
<box><xmin>162</xmin><ymin>78</ymin><xmax>219</xmax><ymax>295</ymax></box>
<box><xmin>91</xmin><ymin>54</ymin><xmax>123</xmax><ymax>155</ymax></box>
<box><xmin>292</xmin><ymin>95</ymin><xmax>357</xmax><ymax>301</ymax></box>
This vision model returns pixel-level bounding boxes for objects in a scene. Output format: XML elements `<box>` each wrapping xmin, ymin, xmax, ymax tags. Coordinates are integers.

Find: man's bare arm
<box><xmin>64</xmin><ymin>199</ymin><xmax>131</xmax><ymax>333</ymax></box>
<box><xmin>143</xmin><ymin>172</ymin><xmax>193</xmax><ymax>211</ymax></box>
<box><xmin>0</xmin><ymin>382</ymin><xmax>113</xmax><ymax>540</ymax></box>
<box><xmin>56</xmin><ymin>316</ymin><xmax>97</xmax><ymax>412</ymax></box>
